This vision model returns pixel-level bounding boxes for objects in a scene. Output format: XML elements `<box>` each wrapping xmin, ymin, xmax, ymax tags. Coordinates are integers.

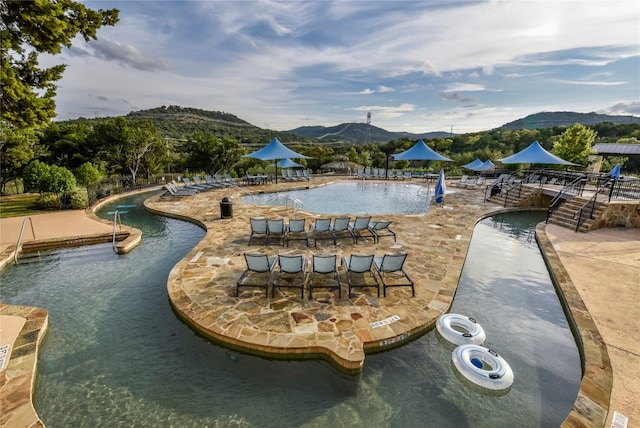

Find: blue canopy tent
<box><xmin>498</xmin><ymin>140</ymin><xmax>578</xmax><ymax>166</ymax></box>
<box><xmin>393</xmin><ymin>139</ymin><xmax>453</xmax><ymax>162</ymax></box>
<box><xmin>243</xmin><ymin>137</ymin><xmax>311</xmax><ymax>183</ymax></box>
<box><xmin>277</xmin><ymin>158</ymin><xmax>303</xmax><ymax>168</ymax></box>
<box><xmin>477</xmin><ymin>159</ymin><xmax>495</xmax><ymax>171</ymax></box>
<box><xmin>461</xmin><ymin>158</ymin><xmax>484</xmax><ymax>170</ymax></box>
<box><xmin>608</xmin><ymin>164</ymin><xmax>621</xmax><ymax>181</ymax></box>
<box><xmin>433</xmin><ymin>169</ymin><xmax>446</xmax><ymax>205</ymax></box>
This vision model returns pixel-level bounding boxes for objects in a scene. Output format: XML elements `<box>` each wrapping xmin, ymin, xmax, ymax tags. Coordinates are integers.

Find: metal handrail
<box><xmin>14</xmin><ymin>216</ymin><xmax>35</xmax><ymax>265</ymax></box>
<box><xmin>286</xmin><ymin>197</ymin><xmax>303</xmax><ymax>211</ymax></box>
<box><xmin>112</xmin><ymin>210</ymin><xmax>122</xmax><ymax>253</ymax></box>
<box><xmin>545</xmin><ymin>175</ymin><xmax>588</xmax><ymax>222</ymax></box>
<box><xmin>574</xmin><ymin>179</ymin><xmax>615</xmax><ymax>232</ymax></box>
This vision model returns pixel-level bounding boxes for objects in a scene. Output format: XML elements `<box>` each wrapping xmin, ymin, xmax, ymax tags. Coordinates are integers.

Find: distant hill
<box><xmin>286</xmin><ymin>122</ymin><xmax>451</xmax><ymax>144</ymax></box>
<box><xmin>499</xmin><ymin>111</ymin><xmax>640</xmax><ymax>130</ymax></box>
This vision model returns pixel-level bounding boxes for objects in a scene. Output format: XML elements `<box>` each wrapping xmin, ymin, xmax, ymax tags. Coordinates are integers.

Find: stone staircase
<box><xmin>547</xmin><ymin>197</ymin><xmax>607</xmax><ymax>232</ymax></box>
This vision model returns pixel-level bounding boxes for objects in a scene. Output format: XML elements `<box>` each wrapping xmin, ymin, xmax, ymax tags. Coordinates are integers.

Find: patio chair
<box><xmin>248</xmin><ymin>218</ymin><xmax>268</xmax><ymax>246</ymax></box>
<box><xmin>203</xmin><ymin>175</ymin><xmax>224</xmax><ymax>188</ymax></box>
<box><xmin>191</xmin><ymin>176</ymin><xmax>218</xmax><ymax>190</ymax></box>
<box><xmin>309</xmin><ymin>255</ymin><xmax>341</xmax><ymax>299</ymax></box>
<box><xmin>236</xmin><ymin>253</ymin><xmax>276</xmax><ymax>297</ymax></box>
<box><xmin>214</xmin><ymin>174</ymin><xmax>232</xmax><ymax>187</ymax></box>
<box><xmin>224</xmin><ymin>173</ymin><xmax>239</xmax><ymax>185</ymax></box>
<box><xmin>332</xmin><ymin>217</ymin><xmax>354</xmax><ymax>244</ymax></box>
<box><xmin>303</xmin><ymin>169</ymin><xmax>314</xmax><ymax>180</ymax></box>
<box><xmin>373</xmin><ymin>254</ymin><xmax>414</xmax><ymax>297</ymax></box>
<box><xmin>267</xmin><ymin>218</ymin><xmax>286</xmax><ymax>246</ymax></box>
<box><xmin>403</xmin><ymin>171</ymin><xmax>412</xmax><ymax>180</ymax></box>
<box><xmin>285</xmin><ymin>218</ymin><xmax>309</xmax><ymax>247</ymax></box>
<box><xmin>311</xmin><ymin>218</ymin><xmax>336</xmax><ymax>246</ymax></box>
<box><xmin>271</xmin><ymin>255</ymin><xmax>306</xmax><ymax>298</ymax></box>
<box><xmin>181</xmin><ymin>177</ymin><xmax>208</xmax><ymax>191</ymax></box>
<box><xmin>349</xmin><ymin>216</ymin><xmax>374</xmax><ymax>244</ymax></box>
<box><xmin>341</xmin><ymin>254</ymin><xmax>380</xmax><ymax>297</ymax></box>
<box><xmin>163</xmin><ymin>184</ymin><xmax>197</xmax><ymax>197</ymax></box>
<box><xmin>296</xmin><ymin>170</ymin><xmax>309</xmax><ymax>181</ymax></box>
<box><xmin>368</xmin><ymin>220</ymin><xmax>396</xmax><ymax>243</ymax></box>
<box><xmin>450</xmin><ymin>175</ymin><xmax>469</xmax><ymax>187</ymax></box>
<box><xmin>465</xmin><ymin>176</ymin><xmax>486</xmax><ymax>188</ymax></box>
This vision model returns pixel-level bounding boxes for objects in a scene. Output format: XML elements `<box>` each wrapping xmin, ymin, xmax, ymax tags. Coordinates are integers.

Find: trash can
<box><xmin>220</xmin><ymin>197</ymin><xmax>233</xmax><ymax>219</ymax></box>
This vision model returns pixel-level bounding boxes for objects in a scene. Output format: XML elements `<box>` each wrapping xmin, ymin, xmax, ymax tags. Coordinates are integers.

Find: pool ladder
<box><xmin>112</xmin><ymin>210</ymin><xmax>121</xmax><ymax>253</ymax></box>
<box><xmin>14</xmin><ymin>216</ymin><xmax>35</xmax><ymax>265</ymax></box>
<box><xmin>286</xmin><ymin>197</ymin><xmax>304</xmax><ymax>212</ymax></box>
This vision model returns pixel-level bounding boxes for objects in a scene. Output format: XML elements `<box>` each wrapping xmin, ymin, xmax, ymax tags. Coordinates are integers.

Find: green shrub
<box><xmin>69</xmin><ymin>187</ymin><xmax>89</xmax><ymax>209</ymax></box>
<box><xmin>36</xmin><ymin>193</ymin><xmax>62</xmax><ymax>209</ymax></box>
<box><xmin>75</xmin><ymin>162</ymin><xmax>104</xmax><ymax>186</ymax></box>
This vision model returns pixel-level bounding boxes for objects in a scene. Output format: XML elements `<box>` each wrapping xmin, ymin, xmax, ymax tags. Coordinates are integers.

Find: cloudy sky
<box><xmin>46</xmin><ymin>0</ymin><xmax>639</xmax><ymax>133</ymax></box>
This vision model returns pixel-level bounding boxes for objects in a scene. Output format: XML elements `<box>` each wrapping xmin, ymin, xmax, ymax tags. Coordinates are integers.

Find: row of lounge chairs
<box><xmin>236</xmin><ymin>252</ymin><xmax>414</xmax><ymax>299</ymax></box>
<box><xmin>356</xmin><ymin>168</ymin><xmax>412</xmax><ymax>180</ymax></box>
<box><xmin>248</xmin><ymin>217</ymin><xmax>396</xmax><ymax>247</ymax></box>
<box><xmin>280</xmin><ymin>169</ymin><xmax>313</xmax><ymax>181</ymax></box>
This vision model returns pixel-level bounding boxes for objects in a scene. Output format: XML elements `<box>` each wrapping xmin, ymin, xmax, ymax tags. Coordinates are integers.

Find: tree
<box><xmin>74</xmin><ymin>162</ymin><xmax>104</xmax><ymax>187</ymax></box>
<box><xmin>182</xmin><ymin>132</ymin><xmax>244</xmax><ymax>175</ymax></box>
<box><xmin>551</xmin><ymin>123</ymin><xmax>596</xmax><ymax>167</ymax></box>
<box><xmin>23</xmin><ymin>159</ymin><xmax>76</xmax><ymax>194</ymax></box>
<box><xmin>1</xmin><ymin>0</ymin><xmax>119</xmax><ymax>128</ymax></box>
<box><xmin>0</xmin><ymin>121</ymin><xmax>39</xmax><ymax>193</ymax></box>
<box><xmin>93</xmin><ymin>117</ymin><xmax>162</xmax><ymax>185</ymax></box>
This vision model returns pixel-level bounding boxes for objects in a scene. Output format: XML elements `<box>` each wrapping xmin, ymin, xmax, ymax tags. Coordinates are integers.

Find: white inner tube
<box><xmin>452</xmin><ymin>344</ymin><xmax>514</xmax><ymax>391</ymax></box>
<box><xmin>436</xmin><ymin>314</ymin><xmax>486</xmax><ymax>346</ymax></box>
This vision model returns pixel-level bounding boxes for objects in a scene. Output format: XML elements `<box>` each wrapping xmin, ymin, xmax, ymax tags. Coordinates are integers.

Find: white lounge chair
<box><xmin>373</xmin><ymin>254</ymin><xmax>414</xmax><ymax>297</ymax></box>
<box><xmin>236</xmin><ymin>253</ymin><xmax>276</xmax><ymax>297</ymax></box>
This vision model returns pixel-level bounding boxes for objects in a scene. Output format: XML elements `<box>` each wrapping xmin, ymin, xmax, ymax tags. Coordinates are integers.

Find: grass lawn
<box><xmin>0</xmin><ymin>194</ymin><xmax>52</xmax><ymax>219</ymax></box>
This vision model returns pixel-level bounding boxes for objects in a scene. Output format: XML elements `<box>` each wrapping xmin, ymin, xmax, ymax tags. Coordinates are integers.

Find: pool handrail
<box><xmin>14</xmin><ymin>216</ymin><xmax>35</xmax><ymax>265</ymax></box>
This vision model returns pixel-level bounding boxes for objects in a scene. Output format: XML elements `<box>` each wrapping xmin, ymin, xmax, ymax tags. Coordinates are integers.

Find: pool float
<box><xmin>452</xmin><ymin>344</ymin><xmax>514</xmax><ymax>391</ymax></box>
<box><xmin>436</xmin><ymin>314</ymin><xmax>486</xmax><ymax>346</ymax></box>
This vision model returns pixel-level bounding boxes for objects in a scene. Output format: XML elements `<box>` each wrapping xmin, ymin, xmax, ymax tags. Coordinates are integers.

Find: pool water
<box><xmin>0</xmin><ymin>194</ymin><xmax>581</xmax><ymax>427</ymax></box>
<box><xmin>242</xmin><ymin>181</ymin><xmax>435</xmax><ymax>214</ymax></box>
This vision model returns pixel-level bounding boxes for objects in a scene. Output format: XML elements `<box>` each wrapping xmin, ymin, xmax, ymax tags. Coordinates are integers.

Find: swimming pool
<box><xmin>0</xmin><ymin>194</ymin><xmax>581</xmax><ymax>427</ymax></box>
<box><xmin>242</xmin><ymin>181</ymin><xmax>437</xmax><ymax>214</ymax></box>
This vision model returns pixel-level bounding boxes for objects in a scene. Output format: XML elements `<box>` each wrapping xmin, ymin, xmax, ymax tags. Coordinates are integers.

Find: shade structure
<box><xmin>243</xmin><ymin>137</ymin><xmax>311</xmax><ymax>183</ymax></box>
<box><xmin>477</xmin><ymin>159</ymin><xmax>495</xmax><ymax>171</ymax></box>
<box><xmin>608</xmin><ymin>164</ymin><xmax>621</xmax><ymax>181</ymax></box>
<box><xmin>433</xmin><ymin>169</ymin><xmax>446</xmax><ymax>205</ymax></box>
<box><xmin>277</xmin><ymin>158</ymin><xmax>303</xmax><ymax>168</ymax></box>
<box><xmin>320</xmin><ymin>159</ymin><xmax>363</xmax><ymax>171</ymax></box>
<box><xmin>461</xmin><ymin>158</ymin><xmax>484</xmax><ymax>170</ymax></box>
<box><xmin>392</xmin><ymin>139</ymin><xmax>453</xmax><ymax>161</ymax></box>
<box><xmin>498</xmin><ymin>140</ymin><xmax>578</xmax><ymax>165</ymax></box>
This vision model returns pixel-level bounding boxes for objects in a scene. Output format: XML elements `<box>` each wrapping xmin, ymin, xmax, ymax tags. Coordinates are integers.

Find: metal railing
<box><xmin>14</xmin><ymin>217</ymin><xmax>35</xmax><ymax>265</ymax></box>
<box><xmin>546</xmin><ymin>175</ymin><xmax>587</xmax><ymax>223</ymax></box>
<box><xmin>286</xmin><ymin>197</ymin><xmax>304</xmax><ymax>211</ymax></box>
<box><xmin>112</xmin><ymin>210</ymin><xmax>122</xmax><ymax>253</ymax></box>
<box><xmin>573</xmin><ymin>179</ymin><xmax>614</xmax><ymax>232</ymax></box>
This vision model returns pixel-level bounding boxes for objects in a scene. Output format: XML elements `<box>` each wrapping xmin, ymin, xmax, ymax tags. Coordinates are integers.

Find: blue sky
<box><xmin>46</xmin><ymin>0</ymin><xmax>640</xmax><ymax>133</ymax></box>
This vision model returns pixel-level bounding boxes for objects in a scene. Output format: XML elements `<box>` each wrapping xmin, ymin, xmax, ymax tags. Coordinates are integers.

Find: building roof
<box><xmin>593</xmin><ymin>143</ymin><xmax>640</xmax><ymax>155</ymax></box>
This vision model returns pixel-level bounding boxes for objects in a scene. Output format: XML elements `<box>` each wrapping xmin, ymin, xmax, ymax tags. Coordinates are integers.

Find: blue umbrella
<box><xmin>434</xmin><ymin>169</ymin><xmax>446</xmax><ymax>205</ymax></box>
<box><xmin>243</xmin><ymin>137</ymin><xmax>311</xmax><ymax>183</ymax></box>
<box><xmin>461</xmin><ymin>158</ymin><xmax>484</xmax><ymax>170</ymax></box>
<box><xmin>498</xmin><ymin>140</ymin><xmax>578</xmax><ymax>165</ymax></box>
<box><xmin>392</xmin><ymin>139</ymin><xmax>453</xmax><ymax>161</ymax></box>
<box><xmin>608</xmin><ymin>164</ymin><xmax>621</xmax><ymax>181</ymax></box>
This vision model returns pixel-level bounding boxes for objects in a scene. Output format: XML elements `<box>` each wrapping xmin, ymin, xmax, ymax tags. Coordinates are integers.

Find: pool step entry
<box><xmin>15</xmin><ymin>243</ymin><xmax>116</xmax><ymax>265</ymax></box>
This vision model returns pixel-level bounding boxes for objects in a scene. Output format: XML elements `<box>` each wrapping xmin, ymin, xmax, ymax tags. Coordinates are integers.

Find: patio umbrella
<box><xmin>608</xmin><ymin>164</ymin><xmax>621</xmax><ymax>181</ymax></box>
<box><xmin>433</xmin><ymin>169</ymin><xmax>446</xmax><ymax>205</ymax></box>
<box><xmin>392</xmin><ymin>139</ymin><xmax>453</xmax><ymax>161</ymax></box>
<box><xmin>243</xmin><ymin>137</ymin><xmax>311</xmax><ymax>183</ymax></box>
<box><xmin>498</xmin><ymin>140</ymin><xmax>578</xmax><ymax>165</ymax></box>
<box><xmin>461</xmin><ymin>158</ymin><xmax>484</xmax><ymax>170</ymax></box>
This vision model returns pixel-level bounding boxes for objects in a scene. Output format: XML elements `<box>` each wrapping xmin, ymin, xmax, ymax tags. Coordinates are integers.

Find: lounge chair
<box><xmin>236</xmin><ymin>253</ymin><xmax>276</xmax><ymax>297</ymax></box>
<box><xmin>373</xmin><ymin>254</ymin><xmax>414</xmax><ymax>297</ymax></box>
<box><xmin>181</xmin><ymin>177</ymin><xmax>208</xmax><ymax>191</ymax></box>
<box><xmin>285</xmin><ymin>218</ymin><xmax>309</xmax><ymax>247</ymax></box>
<box><xmin>309</xmin><ymin>255</ymin><xmax>341</xmax><ymax>298</ymax></box>
<box><xmin>214</xmin><ymin>174</ymin><xmax>232</xmax><ymax>187</ymax></box>
<box><xmin>332</xmin><ymin>217</ymin><xmax>354</xmax><ymax>244</ymax></box>
<box><xmin>465</xmin><ymin>176</ymin><xmax>486</xmax><ymax>188</ymax></box>
<box><xmin>341</xmin><ymin>254</ymin><xmax>380</xmax><ymax>297</ymax></box>
<box><xmin>203</xmin><ymin>175</ymin><xmax>224</xmax><ymax>188</ymax></box>
<box><xmin>163</xmin><ymin>184</ymin><xmax>197</xmax><ymax>196</ymax></box>
<box><xmin>302</xmin><ymin>169</ymin><xmax>313</xmax><ymax>180</ymax></box>
<box><xmin>271</xmin><ymin>255</ymin><xmax>306</xmax><ymax>298</ymax></box>
<box><xmin>248</xmin><ymin>218</ymin><xmax>268</xmax><ymax>246</ymax></box>
<box><xmin>450</xmin><ymin>175</ymin><xmax>469</xmax><ymax>187</ymax></box>
<box><xmin>296</xmin><ymin>170</ymin><xmax>309</xmax><ymax>181</ymax></box>
<box><xmin>224</xmin><ymin>173</ymin><xmax>239</xmax><ymax>185</ymax></box>
<box><xmin>192</xmin><ymin>176</ymin><xmax>218</xmax><ymax>190</ymax></box>
<box><xmin>349</xmin><ymin>216</ymin><xmax>374</xmax><ymax>244</ymax></box>
<box><xmin>403</xmin><ymin>171</ymin><xmax>412</xmax><ymax>180</ymax></box>
<box><xmin>310</xmin><ymin>218</ymin><xmax>335</xmax><ymax>246</ymax></box>
<box><xmin>368</xmin><ymin>220</ymin><xmax>396</xmax><ymax>243</ymax></box>
<box><xmin>266</xmin><ymin>218</ymin><xmax>286</xmax><ymax>246</ymax></box>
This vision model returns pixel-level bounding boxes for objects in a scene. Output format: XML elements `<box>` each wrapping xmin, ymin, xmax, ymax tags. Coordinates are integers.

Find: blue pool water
<box><xmin>242</xmin><ymin>181</ymin><xmax>435</xmax><ymax>214</ymax></box>
<box><xmin>0</xmin><ymin>194</ymin><xmax>581</xmax><ymax>427</ymax></box>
